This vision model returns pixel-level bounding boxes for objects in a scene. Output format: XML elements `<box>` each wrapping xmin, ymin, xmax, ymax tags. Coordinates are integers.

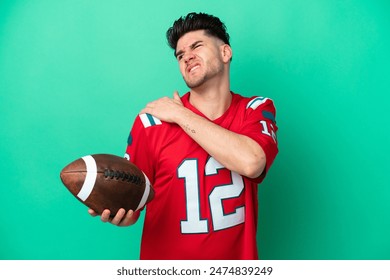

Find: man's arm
<box><xmin>140</xmin><ymin>92</ymin><xmax>266</xmax><ymax>179</ymax></box>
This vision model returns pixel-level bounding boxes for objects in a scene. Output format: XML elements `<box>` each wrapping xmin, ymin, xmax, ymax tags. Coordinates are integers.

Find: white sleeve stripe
<box><xmin>246</xmin><ymin>97</ymin><xmax>270</xmax><ymax>110</ymax></box>
<box><xmin>139</xmin><ymin>113</ymin><xmax>162</xmax><ymax>128</ymax></box>
<box><xmin>153</xmin><ymin>116</ymin><xmax>162</xmax><ymax>125</ymax></box>
<box><xmin>136</xmin><ymin>172</ymin><xmax>151</xmax><ymax>211</ymax></box>
<box><xmin>77</xmin><ymin>155</ymin><xmax>97</xmax><ymax>201</ymax></box>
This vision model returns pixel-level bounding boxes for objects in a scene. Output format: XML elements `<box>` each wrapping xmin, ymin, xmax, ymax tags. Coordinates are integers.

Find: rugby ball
<box><xmin>60</xmin><ymin>154</ymin><xmax>154</xmax><ymax>216</ymax></box>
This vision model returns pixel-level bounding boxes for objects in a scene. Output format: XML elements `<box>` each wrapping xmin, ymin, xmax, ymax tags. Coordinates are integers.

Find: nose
<box><xmin>183</xmin><ymin>51</ymin><xmax>195</xmax><ymax>64</ymax></box>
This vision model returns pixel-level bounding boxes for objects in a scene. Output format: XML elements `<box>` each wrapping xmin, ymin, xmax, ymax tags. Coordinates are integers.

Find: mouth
<box><xmin>187</xmin><ymin>64</ymin><xmax>200</xmax><ymax>73</ymax></box>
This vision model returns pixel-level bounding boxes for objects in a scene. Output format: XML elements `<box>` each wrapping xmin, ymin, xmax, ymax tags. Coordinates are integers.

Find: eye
<box><xmin>177</xmin><ymin>54</ymin><xmax>184</xmax><ymax>61</ymax></box>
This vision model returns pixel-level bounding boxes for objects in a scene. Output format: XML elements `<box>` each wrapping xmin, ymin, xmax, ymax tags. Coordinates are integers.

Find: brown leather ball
<box><xmin>60</xmin><ymin>154</ymin><xmax>154</xmax><ymax>216</ymax></box>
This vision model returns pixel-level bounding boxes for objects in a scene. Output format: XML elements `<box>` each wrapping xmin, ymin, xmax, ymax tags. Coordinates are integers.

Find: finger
<box><xmin>139</xmin><ymin>102</ymin><xmax>154</xmax><ymax>115</ymax></box>
<box><xmin>173</xmin><ymin>91</ymin><xmax>181</xmax><ymax>101</ymax></box>
<box><xmin>139</xmin><ymin>107</ymin><xmax>151</xmax><ymax>115</ymax></box>
<box><xmin>111</xmin><ymin>208</ymin><xmax>126</xmax><ymax>225</ymax></box>
<box><xmin>100</xmin><ymin>209</ymin><xmax>112</xmax><ymax>223</ymax></box>
<box><xmin>88</xmin><ymin>208</ymin><xmax>98</xmax><ymax>217</ymax></box>
<box><xmin>173</xmin><ymin>91</ymin><xmax>183</xmax><ymax>106</ymax></box>
<box><xmin>118</xmin><ymin>209</ymin><xmax>135</xmax><ymax>227</ymax></box>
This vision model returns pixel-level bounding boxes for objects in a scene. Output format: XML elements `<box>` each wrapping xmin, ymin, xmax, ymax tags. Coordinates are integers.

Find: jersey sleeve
<box><xmin>124</xmin><ymin>115</ymin><xmax>155</xmax><ymax>185</ymax></box>
<box><xmin>241</xmin><ymin>97</ymin><xmax>278</xmax><ymax>183</ymax></box>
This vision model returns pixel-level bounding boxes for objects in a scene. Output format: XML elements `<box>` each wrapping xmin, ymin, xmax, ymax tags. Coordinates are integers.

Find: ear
<box><xmin>220</xmin><ymin>44</ymin><xmax>232</xmax><ymax>63</ymax></box>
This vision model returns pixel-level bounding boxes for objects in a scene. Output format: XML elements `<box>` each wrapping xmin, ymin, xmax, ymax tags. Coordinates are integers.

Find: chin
<box><xmin>185</xmin><ymin>77</ymin><xmax>206</xmax><ymax>89</ymax></box>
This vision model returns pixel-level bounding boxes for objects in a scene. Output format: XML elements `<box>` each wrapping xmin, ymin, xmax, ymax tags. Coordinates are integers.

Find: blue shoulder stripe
<box><xmin>262</xmin><ymin>110</ymin><xmax>276</xmax><ymax>122</ymax></box>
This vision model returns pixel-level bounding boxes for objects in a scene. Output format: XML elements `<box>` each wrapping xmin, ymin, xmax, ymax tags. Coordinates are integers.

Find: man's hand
<box><xmin>88</xmin><ymin>208</ymin><xmax>140</xmax><ymax>227</ymax></box>
<box><xmin>140</xmin><ymin>91</ymin><xmax>184</xmax><ymax>123</ymax></box>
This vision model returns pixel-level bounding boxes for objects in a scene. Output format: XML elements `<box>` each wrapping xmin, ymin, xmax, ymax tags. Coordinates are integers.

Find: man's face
<box><xmin>175</xmin><ymin>30</ymin><xmax>228</xmax><ymax>89</ymax></box>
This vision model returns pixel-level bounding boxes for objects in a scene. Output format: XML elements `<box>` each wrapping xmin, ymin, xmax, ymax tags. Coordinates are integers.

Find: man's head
<box><xmin>166</xmin><ymin>12</ymin><xmax>230</xmax><ymax>53</ymax></box>
<box><xmin>166</xmin><ymin>13</ymin><xmax>232</xmax><ymax>89</ymax></box>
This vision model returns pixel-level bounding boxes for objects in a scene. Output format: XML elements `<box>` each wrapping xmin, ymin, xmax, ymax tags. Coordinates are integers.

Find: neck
<box><xmin>189</xmin><ymin>81</ymin><xmax>232</xmax><ymax>120</ymax></box>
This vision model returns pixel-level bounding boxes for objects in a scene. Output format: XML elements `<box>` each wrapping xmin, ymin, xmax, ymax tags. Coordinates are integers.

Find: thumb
<box><xmin>173</xmin><ymin>91</ymin><xmax>182</xmax><ymax>103</ymax></box>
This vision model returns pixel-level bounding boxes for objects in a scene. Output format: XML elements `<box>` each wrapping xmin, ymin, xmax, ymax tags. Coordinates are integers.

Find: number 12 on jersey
<box><xmin>178</xmin><ymin>157</ymin><xmax>245</xmax><ymax>234</ymax></box>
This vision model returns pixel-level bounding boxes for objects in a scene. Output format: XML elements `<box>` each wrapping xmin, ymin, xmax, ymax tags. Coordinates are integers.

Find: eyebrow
<box><xmin>175</xmin><ymin>40</ymin><xmax>203</xmax><ymax>58</ymax></box>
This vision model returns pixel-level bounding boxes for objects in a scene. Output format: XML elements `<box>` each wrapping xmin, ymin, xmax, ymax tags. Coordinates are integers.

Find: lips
<box><xmin>187</xmin><ymin>64</ymin><xmax>200</xmax><ymax>73</ymax></box>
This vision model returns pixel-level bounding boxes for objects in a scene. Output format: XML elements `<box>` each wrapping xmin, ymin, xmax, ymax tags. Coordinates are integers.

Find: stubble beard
<box><xmin>184</xmin><ymin>60</ymin><xmax>224</xmax><ymax>89</ymax></box>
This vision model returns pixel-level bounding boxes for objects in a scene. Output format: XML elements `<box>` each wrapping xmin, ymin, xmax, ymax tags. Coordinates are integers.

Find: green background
<box><xmin>1</xmin><ymin>0</ymin><xmax>389</xmax><ymax>260</ymax></box>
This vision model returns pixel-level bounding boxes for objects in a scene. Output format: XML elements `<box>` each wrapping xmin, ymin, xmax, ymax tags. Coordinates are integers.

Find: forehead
<box><xmin>176</xmin><ymin>30</ymin><xmax>215</xmax><ymax>50</ymax></box>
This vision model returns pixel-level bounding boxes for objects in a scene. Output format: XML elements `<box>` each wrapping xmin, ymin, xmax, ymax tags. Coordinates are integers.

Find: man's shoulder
<box><xmin>232</xmin><ymin>92</ymin><xmax>275</xmax><ymax>111</ymax></box>
<box><xmin>138</xmin><ymin>113</ymin><xmax>163</xmax><ymax>129</ymax></box>
<box><xmin>245</xmin><ymin>96</ymin><xmax>274</xmax><ymax>110</ymax></box>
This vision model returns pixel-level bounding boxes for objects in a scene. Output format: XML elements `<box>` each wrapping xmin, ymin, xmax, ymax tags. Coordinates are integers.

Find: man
<box><xmin>89</xmin><ymin>12</ymin><xmax>278</xmax><ymax>260</ymax></box>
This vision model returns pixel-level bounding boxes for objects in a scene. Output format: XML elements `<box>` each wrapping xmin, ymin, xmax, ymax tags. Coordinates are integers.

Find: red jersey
<box><xmin>125</xmin><ymin>92</ymin><xmax>278</xmax><ymax>260</ymax></box>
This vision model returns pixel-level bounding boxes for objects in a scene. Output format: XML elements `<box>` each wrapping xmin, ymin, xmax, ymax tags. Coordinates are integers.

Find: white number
<box><xmin>260</xmin><ymin>120</ymin><xmax>277</xmax><ymax>142</ymax></box>
<box><xmin>207</xmin><ymin>158</ymin><xmax>245</xmax><ymax>231</ymax></box>
<box><xmin>178</xmin><ymin>157</ymin><xmax>245</xmax><ymax>234</ymax></box>
<box><xmin>178</xmin><ymin>159</ymin><xmax>208</xmax><ymax>234</ymax></box>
